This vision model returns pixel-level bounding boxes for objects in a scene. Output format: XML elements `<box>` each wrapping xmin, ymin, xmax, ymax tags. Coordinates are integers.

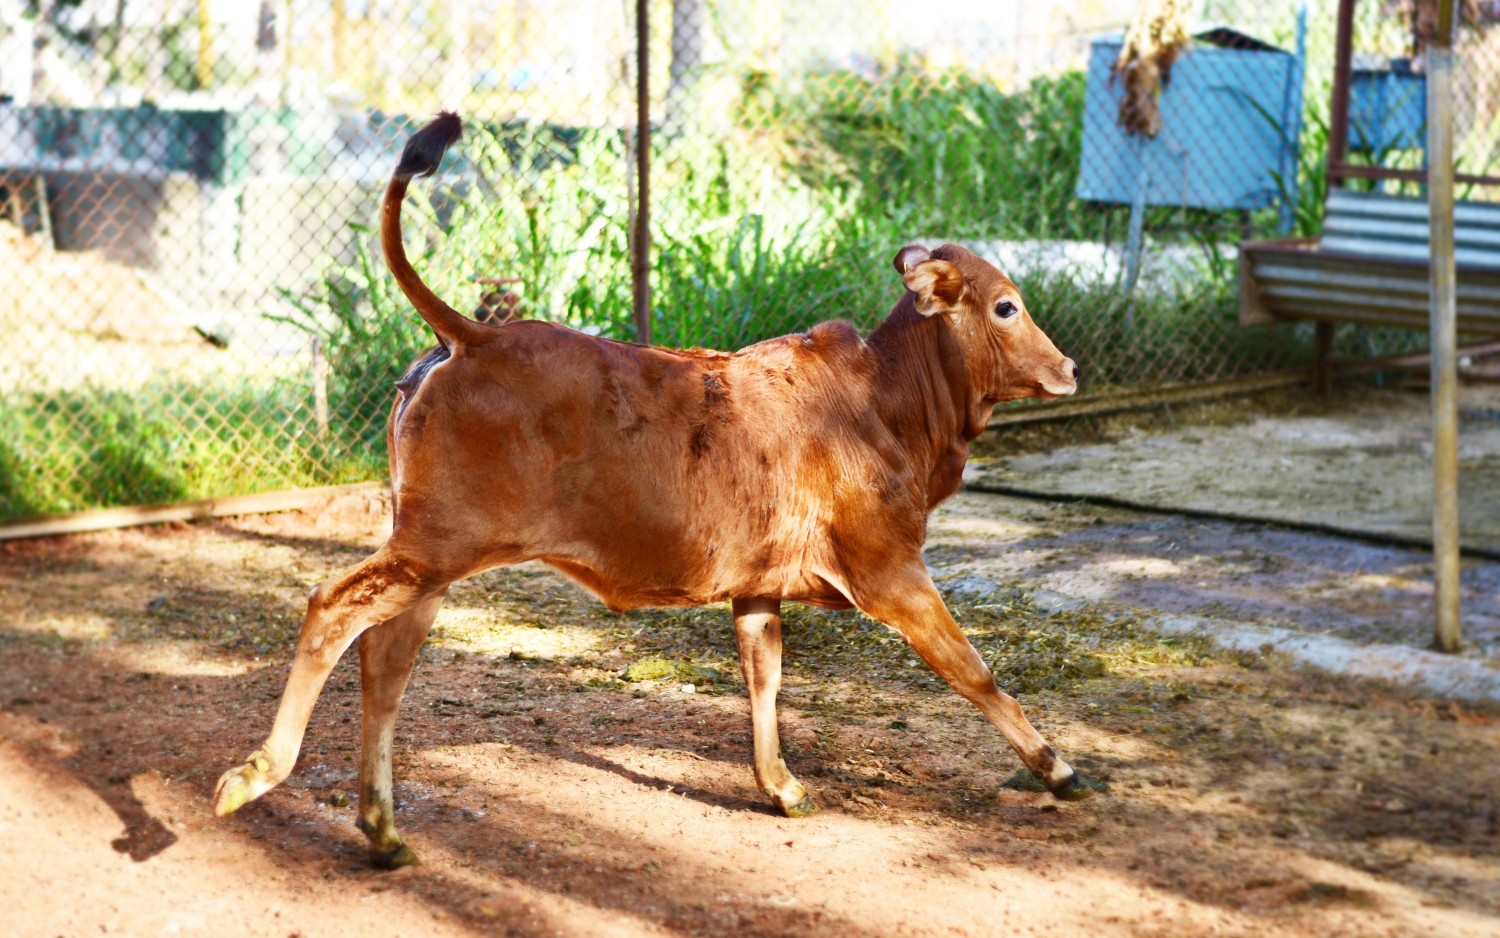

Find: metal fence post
<box><xmin>1326</xmin><ymin>0</ymin><xmax>1355</xmax><ymax>186</ymax></box>
<box><xmin>1429</xmin><ymin>0</ymin><xmax>1462</xmax><ymax>653</ymax></box>
<box><xmin>632</xmin><ymin>0</ymin><xmax>651</xmax><ymax>346</ymax></box>
<box><xmin>1311</xmin><ymin>0</ymin><xmax>1358</xmax><ymax>399</ymax></box>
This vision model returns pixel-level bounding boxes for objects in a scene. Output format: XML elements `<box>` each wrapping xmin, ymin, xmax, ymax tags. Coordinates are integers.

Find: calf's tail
<box><xmin>381</xmin><ymin>111</ymin><xmax>487</xmax><ymax>350</ymax></box>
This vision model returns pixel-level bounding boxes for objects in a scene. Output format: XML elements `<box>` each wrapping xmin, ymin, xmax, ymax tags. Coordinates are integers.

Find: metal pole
<box><xmin>632</xmin><ymin>0</ymin><xmax>651</xmax><ymax>345</ymax></box>
<box><xmin>1326</xmin><ymin>0</ymin><xmax>1356</xmax><ymax>186</ymax></box>
<box><xmin>1429</xmin><ymin>0</ymin><xmax>1461</xmax><ymax>652</ymax></box>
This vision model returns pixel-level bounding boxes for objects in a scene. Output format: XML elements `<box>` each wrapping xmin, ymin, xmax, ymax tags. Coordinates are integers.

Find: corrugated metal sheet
<box><xmin>1320</xmin><ymin>189</ymin><xmax>1500</xmax><ymax>267</ymax></box>
<box><xmin>1241</xmin><ymin>190</ymin><xmax>1500</xmax><ymax>335</ymax></box>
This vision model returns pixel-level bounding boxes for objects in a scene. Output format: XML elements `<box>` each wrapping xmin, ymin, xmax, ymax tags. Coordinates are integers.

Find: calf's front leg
<box><xmin>732</xmin><ymin>597</ymin><xmax>818</xmax><ymax>817</ymax></box>
<box><xmin>854</xmin><ymin>566</ymin><xmax>1092</xmax><ymax>801</ymax></box>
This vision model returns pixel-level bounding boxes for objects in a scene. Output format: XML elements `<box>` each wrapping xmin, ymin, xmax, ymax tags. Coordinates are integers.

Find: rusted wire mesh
<box><xmin>0</xmin><ymin>0</ymin><xmax>1488</xmax><ymax>520</ymax></box>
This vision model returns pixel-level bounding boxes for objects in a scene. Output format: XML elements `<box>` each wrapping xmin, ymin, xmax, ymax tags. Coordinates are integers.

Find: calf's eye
<box><xmin>994</xmin><ymin>300</ymin><xmax>1018</xmax><ymax>319</ymax></box>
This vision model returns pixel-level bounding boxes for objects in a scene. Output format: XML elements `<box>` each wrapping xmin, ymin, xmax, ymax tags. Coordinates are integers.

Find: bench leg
<box><xmin>1314</xmin><ymin>320</ymin><xmax>1335</xmax><ymax>395</ymax></box>
<box><xmin>5</xmin><ymin>179</ymin><xmax>21</xmax><ymax>229</ymax></box>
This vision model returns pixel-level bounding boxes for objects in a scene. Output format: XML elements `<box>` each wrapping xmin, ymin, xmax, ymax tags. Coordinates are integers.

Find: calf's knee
<box><xmin>944</xmin><ymin>666</ymin><xmax>1005</xmax><ymax>704</ymax></box>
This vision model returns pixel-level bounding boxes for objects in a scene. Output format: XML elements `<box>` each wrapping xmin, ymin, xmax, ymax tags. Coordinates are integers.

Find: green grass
<box><xmin>0</xmin><ymin>382</ymin><xmax>377</xmax><ymax>518</ymax></box>
<box><xmin>780</xmin><ymin>68</ymin><xmax>1099</xmax><ymax>241</ymax></box>
<box><xmin>1015</xmin><ymin>265</ymin><xmax>1303</xmax><ymax>391</ymax></box>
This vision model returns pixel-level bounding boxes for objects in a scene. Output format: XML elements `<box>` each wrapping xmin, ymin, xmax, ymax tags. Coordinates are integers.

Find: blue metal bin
<box><xmin>1076</xmin><ymin>32</ymin><xmax>1304</xmax><ymax>213</ymax></box>
<box><xmin>1348</xmin><ymin>59</ymin><xmax>1425</xmax><ymax>153</ymax></box>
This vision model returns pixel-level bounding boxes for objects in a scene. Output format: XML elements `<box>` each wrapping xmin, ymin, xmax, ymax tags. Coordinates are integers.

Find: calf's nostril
<box><xmin>1072</xmin><ymin>364</ymin><xmax>1081</xmax><ymax>382</ymax></box>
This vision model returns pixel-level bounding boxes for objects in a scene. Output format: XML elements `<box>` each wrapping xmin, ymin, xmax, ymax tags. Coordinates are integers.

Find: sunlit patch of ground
<box><xmin>1</xmin><ymin>483</ymin><xmax>1499</xmax><ymax>936</ymax></box>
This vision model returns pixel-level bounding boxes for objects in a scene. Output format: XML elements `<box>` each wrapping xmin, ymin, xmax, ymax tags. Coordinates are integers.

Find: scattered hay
<box><xmin>621</xmin><ymin>658</ymin><xmax>722</xmax><ymax>685</ymax></box>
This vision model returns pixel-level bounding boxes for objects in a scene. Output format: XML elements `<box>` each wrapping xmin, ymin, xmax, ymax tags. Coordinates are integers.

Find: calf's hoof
<box><xmin>358</xmin><ymin>816</ymin><xmax>418</xmax><ymax>869</ymax></box>
<box><xmin>780</xmin><ymin>793</ymin><xmax>820</xmax><ymax>818</ymax></box>
<box><xmin>213</xmin><ymin>752</ymin><xmax>277</xmax><ymax>817</ymax></box>
<box><xmin>1048</xmin><ymin>771</ymin><xmax>1094</xmax><ymax>802</ymax></box>
<box><xmin>371</xmin><ymin>843</ymin><xmax>420</xmax><ymax>870</ymax></box>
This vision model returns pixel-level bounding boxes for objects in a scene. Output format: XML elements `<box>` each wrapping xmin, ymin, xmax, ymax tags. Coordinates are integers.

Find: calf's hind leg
<box><xmin>733</xmin><ymin>598</ymin><xmax>818</xmax><ymax>817</ymax></box>
<box><xmin>357</xmin><ymin>590</ymin><xmax>447</xmax><ymax>869</ymax></box>
<box><xmin>213</xmin><ymin>549</ymin><xmax>447</xmax><ymax>816</ymax></box>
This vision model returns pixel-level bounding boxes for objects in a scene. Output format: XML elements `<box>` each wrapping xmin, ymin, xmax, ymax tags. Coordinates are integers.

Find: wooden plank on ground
<box><xmin>0</xmin><ymin>481</ymin><xmax>387</xmax><ymax>542</ymax></box>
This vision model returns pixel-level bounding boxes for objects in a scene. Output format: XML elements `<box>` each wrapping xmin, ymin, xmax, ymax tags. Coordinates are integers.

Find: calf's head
<box><xmin>895</xmin><ymin>242</ymin><xmax>1078</xmax><ymax>405</ymax></box>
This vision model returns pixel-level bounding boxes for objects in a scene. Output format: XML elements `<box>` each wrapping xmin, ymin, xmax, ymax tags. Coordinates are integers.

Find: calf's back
<box><xmin>387</xmin><ymin>316</ymin><xmax>932</xmax><ymax>611</ymax></box>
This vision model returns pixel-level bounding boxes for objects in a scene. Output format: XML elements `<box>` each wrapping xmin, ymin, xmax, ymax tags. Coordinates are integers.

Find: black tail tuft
<box><xmin>394</xmin><ymin>111</ymin><xmax>463</xmax><ymax>181</ymax></box>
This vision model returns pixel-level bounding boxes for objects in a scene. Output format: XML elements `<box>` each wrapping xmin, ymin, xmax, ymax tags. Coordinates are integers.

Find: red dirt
<box><xmin>3</xmin><ymin>491</ymin><xmax>1499</xmax><ymax>937</ymax></box>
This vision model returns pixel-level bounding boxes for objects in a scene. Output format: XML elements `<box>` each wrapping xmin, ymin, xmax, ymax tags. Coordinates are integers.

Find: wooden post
<box><xmin>312</xmin><ymin>337</ymin><xmax>330</xmax><ymax>438</ymax></box>
<box><xmin>34</xmin><ymin>176</ymin><xmax>54</xmax><ymax>252</ymax></box>
<box><xmin>1429</xmin><ymin>0</ymin><xmax>1461</xmax><ymax>653</ymax></box>
<box><xmin>88</xmin><ymin>0</ymin><xmax>109</xmax><ymax>98</ymax></box>
<box><xmin>285</xmin><ymin>0</ymin><xmax>297</xmax><ymax>91</ymax></box>
<box><xmin>146</xmin><ymin>0</ymin><xmax>168</xmax><ymax>102</ymax></box>
<box><xmin>197</xmin><ymin>0</ymin><xmax>213</xmax><ymax>88</ymax></box>
<box><xmin>632</xmin><ymin>0</ymin><xmax>651</xmax><ymax>345</ymax></box>
<box><xmin>1314</xmin><ymin>320</ymin><xmax>1334</xmax><ymax>394</ymax></box>
<box><xmin>493</xmin><ymin>0</ymin><xmax>517</xmax><ymax>82</ymax></box>
<box><xmin>32</xmin><ymin>0</ymin><xmax>55</xmax><ymax>106</ymax></box>
<box><xmin>6</xmin><ymin>180</ymin><xmax>22</xmax><ymax>230</ymax></box>
<box><xmin>334</xmin><ymin>0</ymin><xmax>350</xmax><ymax>81</ymax></box>
<box><xmin>749</xmin><ymin>0</ymin><xmax>783</xmax><ymax>73</ymax></box>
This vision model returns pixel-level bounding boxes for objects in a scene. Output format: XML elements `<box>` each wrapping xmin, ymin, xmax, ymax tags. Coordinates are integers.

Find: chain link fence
<box><xmin>0</xmin><ymin>0</ymin><xmax>1492</xmax><ymax>521</ymax></box>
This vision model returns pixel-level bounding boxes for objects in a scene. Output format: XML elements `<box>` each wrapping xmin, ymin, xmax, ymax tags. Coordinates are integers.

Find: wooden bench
<box><xmin>0</xmin><ymin>172</ymin><xmax>53</xmax><ymax>248</ymax></box>
<box><xmin>1240</xmin><ymin>189</ymin><xmax>1500</xmax><ymax>385</ymax></box>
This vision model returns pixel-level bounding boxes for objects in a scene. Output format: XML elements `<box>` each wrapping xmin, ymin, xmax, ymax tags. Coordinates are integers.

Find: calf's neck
<box><xmin>213</xmin><ymin>112</ymin><xmax>1086</xmax><ymax>868</ymax></box>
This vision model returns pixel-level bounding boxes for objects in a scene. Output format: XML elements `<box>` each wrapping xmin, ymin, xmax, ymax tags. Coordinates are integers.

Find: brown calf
<box><xmin>213</xmin><ymin>113</ymin><xmax>1087</xmax><ymax>868</ymax></box>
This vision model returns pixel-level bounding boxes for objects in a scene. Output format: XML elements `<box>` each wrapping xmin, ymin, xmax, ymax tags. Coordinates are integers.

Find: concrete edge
<box><xmin>953</xmin><ymin>580</ymin><xmax>1500</xmax><ymax>705</ymax></box>
<box><xmin>1149</xmin><ymin>613</ymin><xmax>1500</xmax><ymax>705</ymax></box>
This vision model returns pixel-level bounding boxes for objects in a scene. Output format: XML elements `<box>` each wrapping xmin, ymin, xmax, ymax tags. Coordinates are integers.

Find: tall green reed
<box><xmin>783</xmin><ymin>68</ymin><xmax>1096</xmax><ymax>241</ymax></box>
<box><xmin>280</xmin><ymin>64</ymin><xmax>1333</xmax><ymax>438</ymax></box>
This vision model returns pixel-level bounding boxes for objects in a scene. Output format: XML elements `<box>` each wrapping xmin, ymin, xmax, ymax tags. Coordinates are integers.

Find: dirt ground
<box><xmin>0</xmin><ymin>219</ymin><xmax>208</xmax><ymax>391</ymax></box>
<box><xmin>0</xmin><ymin>219</ymin><xmax>310</xmax><ymax>393</ymax></box>
<box><xmin>971</xmin><ymin>382</ymin><xmax>1500</xmax><ymax>656</ymax></box>
<box><xmin>4</xmin><ymin>467</ymin><xmax>1500</xmax><ymax>938</ymax></box>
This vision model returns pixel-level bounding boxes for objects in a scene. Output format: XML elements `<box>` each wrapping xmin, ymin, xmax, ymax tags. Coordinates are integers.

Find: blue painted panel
<box><xmin>1348</xmin><ymin>69</ymin><xmax>1424</xmax><ymax>153</ymax></box>
<box><xmin>20</xmin><ymin>106</ymin><xmax>253</xmax><ymax>184</ymax></box>
<box><xmin>1077</xmin><ymin>39</ymin><xmax>1299</xmax><ymax>210</ymax></box>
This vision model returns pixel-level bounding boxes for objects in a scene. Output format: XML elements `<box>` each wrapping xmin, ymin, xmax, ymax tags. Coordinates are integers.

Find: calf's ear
<box><xmin>902</xmin><ymin>258</ymin><xmax>967</xmax><ymax>317</ymax></box>
<box><xmin>893</xmin><ymin>244</ymin><xmax>930</xmax><ymax>274</ymax></box>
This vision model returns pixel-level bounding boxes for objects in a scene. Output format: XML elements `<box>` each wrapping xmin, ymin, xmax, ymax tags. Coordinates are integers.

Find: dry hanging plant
<box><xmin>1113</xmin><ymin>0</ymin><xmax>1193</xmax><ymax>137</ymax></box>
<box><xmin>1388</xmin><ymin>0</ymin><xmax>1492</xmax><ymax>55</ymax></box>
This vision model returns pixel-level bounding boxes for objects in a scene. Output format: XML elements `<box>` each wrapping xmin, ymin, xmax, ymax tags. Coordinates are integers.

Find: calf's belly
<box><xmin>541</xmin><ymin>556</ymin><xmax>852</xmax><ymax>612</ymax></box>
